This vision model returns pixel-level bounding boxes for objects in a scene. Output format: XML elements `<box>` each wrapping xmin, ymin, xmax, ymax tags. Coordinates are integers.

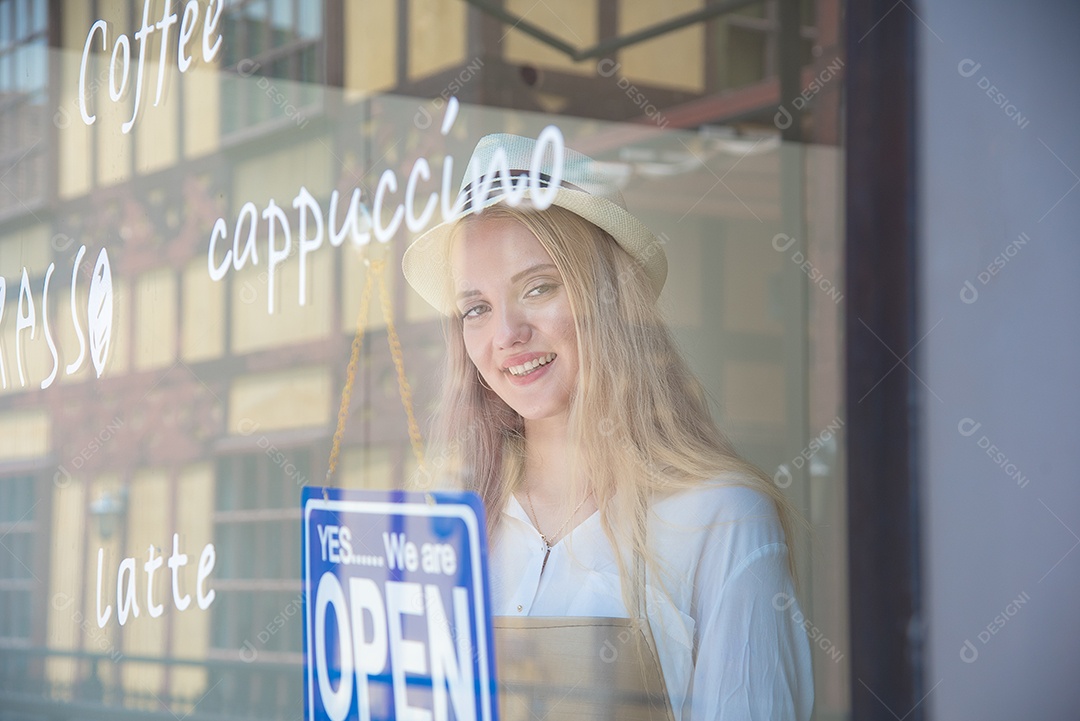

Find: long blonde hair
<box><xmin>420</xmin><ymin>203</ymin><xmax>800</xmax><ymax>611</ymax></box>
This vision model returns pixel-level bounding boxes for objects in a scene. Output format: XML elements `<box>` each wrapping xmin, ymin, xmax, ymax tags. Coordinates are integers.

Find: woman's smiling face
<box><xmin>451</xmin><ymin>216</ymin><xmax>579</xmax><ymax>425</ymax></box>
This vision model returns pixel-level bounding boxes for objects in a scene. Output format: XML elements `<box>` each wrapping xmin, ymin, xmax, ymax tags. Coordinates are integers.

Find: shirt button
<box><xmin>517</xmin><ymin>605</ymin><xmax>523</xmax><ymax>613</ymax></box>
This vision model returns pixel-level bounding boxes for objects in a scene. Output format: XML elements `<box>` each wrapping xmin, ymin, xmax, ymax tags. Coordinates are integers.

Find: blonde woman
<box><xmin>403</xmin><ymin>133</ymin><xmax>814</xmax><ymax>720</ymax></box>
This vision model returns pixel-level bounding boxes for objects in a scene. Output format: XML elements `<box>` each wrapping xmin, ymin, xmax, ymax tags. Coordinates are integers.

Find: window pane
<box><xmin>31</xmin><ymin>0</ymin><xmax>44</xmax><ymax>33</ymax></box>
<box><xmin>14</xmin><ymin>0</ymin><xmax>26</xmax><ymax>38</ymax></box>
<box><xmin>298</xmin><ymin>0</ymin><xmax>320</xmax><ymax>38</ymax></box>
<box><xmin>0</xmin><ymin>5</ymin><xmax>847</xmax><ymax>720</ymax></box>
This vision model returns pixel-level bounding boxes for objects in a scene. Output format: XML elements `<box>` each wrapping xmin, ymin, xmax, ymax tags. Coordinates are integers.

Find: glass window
<box><xmin>0</xmin><ymin>2</ymin><xmax>847</xmax><ymax>718</ymax></box>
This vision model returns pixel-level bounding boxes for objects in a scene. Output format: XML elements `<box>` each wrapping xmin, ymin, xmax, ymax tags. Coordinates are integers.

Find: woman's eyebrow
<box><xmin>455</xmin><ymin>263</ymin><xmax>558</xmax><ymax>301</ymax></box>
<box><xmin>510</xmin><ymin>263</ymin><xmax>557</xmax><ymax>283</ymax></box>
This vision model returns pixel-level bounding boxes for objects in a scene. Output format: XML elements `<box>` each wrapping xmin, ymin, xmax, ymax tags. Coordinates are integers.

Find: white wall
<box><xmin>919</xmin><ymin>1</ymin><xmax>1080</xmax><ymax>719</ymax></box>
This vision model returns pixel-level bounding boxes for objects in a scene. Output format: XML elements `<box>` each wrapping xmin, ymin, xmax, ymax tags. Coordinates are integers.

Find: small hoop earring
<box><xmin>476</xmin><ymin>369</ymin><xmax>493</xmax><ymax>392</ymax></box>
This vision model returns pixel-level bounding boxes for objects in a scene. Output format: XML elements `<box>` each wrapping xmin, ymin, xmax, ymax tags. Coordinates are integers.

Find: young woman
<box><xmin>403</xmin><ymin>133</ymin><xmax>814</xmax><ymax>720</ymax></box>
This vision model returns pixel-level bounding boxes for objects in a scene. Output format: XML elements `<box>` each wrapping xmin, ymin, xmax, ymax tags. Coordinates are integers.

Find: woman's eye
<box><xmin>462</xmin><ymin>304</ymin><xmax>488</xmax><ymax>320</ymax></box>
<box><xmin>526</xmin><ymin>283</ymin><xmax>556</xmax><ymax>297</ymax></box>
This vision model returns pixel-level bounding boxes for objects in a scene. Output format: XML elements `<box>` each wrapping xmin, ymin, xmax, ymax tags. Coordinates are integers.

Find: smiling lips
<box><xmin>505</xmin><ymin>352</ymin><xmax>557</xmax><ymax>377</ymax></box>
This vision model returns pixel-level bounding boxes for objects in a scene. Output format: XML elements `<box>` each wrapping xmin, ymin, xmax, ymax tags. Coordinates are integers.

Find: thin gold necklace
<box><xmin>524</xmin><ymin>487</ymin><xmax>592</xmax><ymax>572</ymax></box>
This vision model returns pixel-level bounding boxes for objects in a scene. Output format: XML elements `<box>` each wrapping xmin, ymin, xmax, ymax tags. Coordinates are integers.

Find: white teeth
<box><xmin>507</xmin><ymin>353</ymin><xmax>556</xmax><ymax>376</ymax></box>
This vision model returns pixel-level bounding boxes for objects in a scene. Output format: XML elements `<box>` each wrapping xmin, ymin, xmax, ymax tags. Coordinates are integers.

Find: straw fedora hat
<box><xmin>401</xmin><ymin>132</ymin><xmax>667</xmax><ymax>313</ymax></box>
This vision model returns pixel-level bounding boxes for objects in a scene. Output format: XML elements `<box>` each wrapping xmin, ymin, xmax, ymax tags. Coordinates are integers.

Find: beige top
<box><xmin>492</xmin><ymin>549</ymin><xmax>676</xmax><ymax>721</ymax></box>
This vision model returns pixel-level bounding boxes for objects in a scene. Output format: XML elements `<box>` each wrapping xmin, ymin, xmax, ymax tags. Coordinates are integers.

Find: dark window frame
<box><xmin>844</xmin><ymin>0</ymin><xmax>925</xmax><ymax>719</ymax></box>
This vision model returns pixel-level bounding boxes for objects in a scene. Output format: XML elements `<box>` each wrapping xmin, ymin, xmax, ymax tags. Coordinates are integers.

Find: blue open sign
<box><xmin>301</xmin><ymin>488</ymin><xmax>498</xmax><ymax>721</ymax></box>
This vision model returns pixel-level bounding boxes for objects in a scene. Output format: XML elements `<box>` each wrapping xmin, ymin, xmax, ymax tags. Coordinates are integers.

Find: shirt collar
<box><xmin>502</xmin><ymin>492</ymin><xmax>534</xmax><ymax>527</ymax></box>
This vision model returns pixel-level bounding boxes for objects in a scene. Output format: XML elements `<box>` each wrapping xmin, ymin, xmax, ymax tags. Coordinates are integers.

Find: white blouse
<box><xmin>489</xmin><ymin>477</ymin><xmax>815</xmax><ymax>721</ymax></box>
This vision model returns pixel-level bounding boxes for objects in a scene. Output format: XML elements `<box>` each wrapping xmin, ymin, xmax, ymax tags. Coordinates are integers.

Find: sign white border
<box><xmin>303</xmin><ymin>496</ymin><xmax>494</xmax><ymax>721</ymax></box>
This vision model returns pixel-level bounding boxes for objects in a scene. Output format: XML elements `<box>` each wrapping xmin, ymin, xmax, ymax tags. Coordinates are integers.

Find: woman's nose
<box><xmin>493</xmin><ymin>303</ymin><xmax>531</xmax><ymax>349</ymax></box>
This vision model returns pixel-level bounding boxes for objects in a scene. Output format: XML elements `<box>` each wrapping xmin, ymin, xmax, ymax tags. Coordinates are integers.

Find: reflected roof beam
<box><xmin>462</xmin><ymin>0</ymin><xmax>760</xmax><ymax>61</ymax></box>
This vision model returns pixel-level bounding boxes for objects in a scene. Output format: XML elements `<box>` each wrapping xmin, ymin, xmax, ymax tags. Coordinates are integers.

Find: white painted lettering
<box><xmin>196</xmin><ymin>543</ymin><xmax>216</xmax><ymax>609</ymax></box>
<box><xmin>168</xmin><ymin>533</ymin><xmax>190</xmax><ymax>611</ymax></box>
<box><xmin>16</xmin><ymin>269</ymin><xmax>36</xmax><ymax>387</ymax></box>
<box><xmin>263</xmin><ymin>199</ymin><xmax>292</xmax><ymax>315</ymax></box>
<box><xmin>294</xmin><ymin>186</ymin><xmax>325</xmax><ymax>306</ymax></box>
<box><xmin>40</xmin><ymin>264</ymin><xmax>59</xmax><ymax>389</ymax></box>
<box><xmin>144</xmin><ymin>544</ymin><xmax>164</xmax><ymax>618</ymax></box>
<box><xmin>116</xmin><ymin>556</ymin><xmax>140</xmax><ymax>625</ymax></box>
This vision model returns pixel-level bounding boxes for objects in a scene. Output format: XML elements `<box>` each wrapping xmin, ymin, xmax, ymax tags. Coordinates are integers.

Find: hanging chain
<box><xmin>326</xmin><ymin>258</ymin><xmax>426</xmax><ymax>483</ymax></box>
<box><xmin>325</xmin><ymin>262</ymin><xmax>374</xmax><ymax>481</ymax></box>
<box><xmin>374</xmin><ymin>261</ymin><xmax>428</xmax><ymax>473</ymax></box>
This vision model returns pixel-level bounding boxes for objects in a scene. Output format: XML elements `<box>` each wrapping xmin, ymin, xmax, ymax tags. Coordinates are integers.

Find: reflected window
<box><xmin>0</xmin><ymin>474</ymin><xmax>38</xmax><ymax>665</ymax></box>
<box><xmin>0</xmin><ymin>0</ymin><xmax>47</xmax><ymax>217</ymax></box>
<box><xmin>220</xmin><ymin>0</ymin><xmax>323</xmax><ymax>134</ymax></box>
<box><xmin>209</xmin><ymin>449</ymin><xmax>310</xmax><ymax>717</ymax></box>
<box><xmin>0</xmin><ymin>472</ymin><xmax>39</xmax><ymax>699</ymax></box>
